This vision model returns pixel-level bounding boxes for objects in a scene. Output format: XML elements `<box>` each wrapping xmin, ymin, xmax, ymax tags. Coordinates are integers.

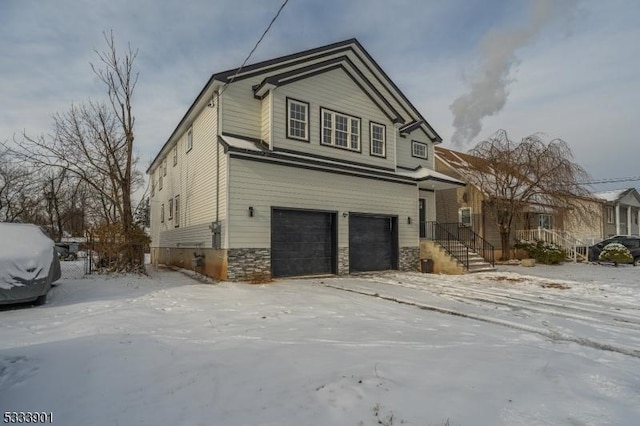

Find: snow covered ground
<box><xmin>1</xmin><ymin>263</ymin><xmax>639</xmax><ymax>425</ymax></box>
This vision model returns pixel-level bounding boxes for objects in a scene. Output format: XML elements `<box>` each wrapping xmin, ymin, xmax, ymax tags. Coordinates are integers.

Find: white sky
<box><xmin>1</xmin><ymin>0</ymin><xmax>638</xmax><ymax>191</ymax></box>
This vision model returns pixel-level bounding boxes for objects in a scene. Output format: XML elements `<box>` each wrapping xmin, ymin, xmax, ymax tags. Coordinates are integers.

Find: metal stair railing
<box><xmin>515</xmin><ymin>228</ymin><xmax>588</xmax><ymax>262</ymax></box>
<box><xmin>425</xmin><ymin>221</ymin><xmax>470</xmax><ymax>270</ymax></box>
<box><xmin>430</xmin><ymin>222</ymin><xmax>495</xmax><ymax>267</ymax></box>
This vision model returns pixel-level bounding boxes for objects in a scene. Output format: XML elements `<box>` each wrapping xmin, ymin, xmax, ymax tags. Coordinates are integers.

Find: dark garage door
<box><xmin>349</xmin><ymin>214</ymin><xmax>397</xmax><ymax>273</ymax></box>
<box><xmin>271</xmin><ymin>209</ymin><xmax>336</xmax><ymax>278</ymax></box>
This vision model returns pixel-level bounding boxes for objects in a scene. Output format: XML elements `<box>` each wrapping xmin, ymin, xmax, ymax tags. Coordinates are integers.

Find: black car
<box><xmin>588</xmin><ymin>236</ymin><xmax>640</xmax><ymax>266</ymax></box>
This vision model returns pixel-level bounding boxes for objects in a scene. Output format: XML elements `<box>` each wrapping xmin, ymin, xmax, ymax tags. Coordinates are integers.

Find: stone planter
<box><xmin>521</xmin><ymin>258</ymin><xmax>536</xmax><ymax>267</ymax></box>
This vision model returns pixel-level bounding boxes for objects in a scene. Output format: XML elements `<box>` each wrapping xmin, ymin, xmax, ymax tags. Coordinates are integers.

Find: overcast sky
<box><xmin>1</xmin><ymin>0</ymin><xmax>638</xmax><ymax>191</ymax></box>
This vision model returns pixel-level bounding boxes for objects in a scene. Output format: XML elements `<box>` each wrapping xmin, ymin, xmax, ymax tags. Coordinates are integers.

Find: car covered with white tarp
<box><xmin>0</xmin><ymin>223</ymin><xmax>61</xmax><ymax>305</ymax></box>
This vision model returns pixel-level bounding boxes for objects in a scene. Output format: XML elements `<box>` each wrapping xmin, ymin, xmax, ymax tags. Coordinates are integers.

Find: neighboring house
<box><xmin>593</xmin><ymin>188</ymin><xmax>640</xmax><ymax>237</ymax></box>
<box><xmin>434</xmin><ymin>146</ymin><xmax>604</xmax><ymax>259</ymax></box>
<box><xmin>147</xmin><ymin>39</ymin><xmax>463</xmax><ymax>280</ymax></box>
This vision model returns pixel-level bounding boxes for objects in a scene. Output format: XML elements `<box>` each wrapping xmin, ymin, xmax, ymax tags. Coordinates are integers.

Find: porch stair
<box><xmin>439</xmin><ymin>240</ymin><xmax>497</xmax><ymax>273</ymax></box>
<box><xmin>515</xmin><ymin>228</ymin><xmax>590</xmax><ymax>262</ymax></box>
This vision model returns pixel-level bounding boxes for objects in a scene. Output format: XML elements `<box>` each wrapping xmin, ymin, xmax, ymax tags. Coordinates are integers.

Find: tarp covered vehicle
<box><xmin>0</xmin><ymin>223</ymin><xmax>61</xmax><ymax>305</ymax></box>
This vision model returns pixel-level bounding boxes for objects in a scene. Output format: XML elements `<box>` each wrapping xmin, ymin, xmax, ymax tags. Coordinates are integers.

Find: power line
<box><xmin>579</xmin><ymin>176</ymin><xmax>640</xmax><ymax>185</ymax></box>
<box><xmin>219</xmin><ymin>0</ymin><xmax>290</xmax><ymax>95</ymax></box>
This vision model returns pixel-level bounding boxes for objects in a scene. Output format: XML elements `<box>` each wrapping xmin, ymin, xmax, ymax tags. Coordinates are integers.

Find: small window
<box><xmin>187</xmin><ymin>127</ymin><xmax>193</xmax><ymax>152</ymax></box>
<box><xmin>158</xmin><ymin>173</ymin><xmax>163</xmax><ymax>191</ymax></box>
<box><xmin>370</xmin><ymin>122</ymin><xmax>386</xmax><ymax>157</ymax></box>
<box><xmin>412</xmin><ymin>141</ymin><xmax>428</xmax><ymax>159</ymax></box>
<box><xmin>538</xmin><ymin>214</ymin><xmax>551</xmax><ymax>229</ymax></box>
<box><xmin>321</xmin><ymin>108</ymin><xmax>360</xmax><ymax>151</ymax></box>
<box><xmin>151</xmin><ymin>174</ymin><xmax>156</xmax><ymax>197</ymax></box>
<box><xmin>287</xmin><ymin>98</ymin><xmax>309</xmax><ymax>141</ymax></box>
<box><xmin>161</xmin><ymin>204</ymin><xmax>165</xmax><ymax>223</ymax></box>
<box><xmin>173</xmin><ymin>146</ymin><xmax>178</xmax><ymax>166</ymax></box>
<box><xmin>168</xmin><ymin>199</ymin><xmax>173</xmax><ymax>220</ymax></box>
<box><xmin>459</xmin><ymin>207</ymin><xmax>472</xmax><ymax>227</ymax></box>
<box><xmin>174</xmin><ymin>195</ymin><xmax>180</xmax><ymax>228</ymax></box>
<box><xmin>163</xmin><ymin>159</ymin><xmax>167</xmax><ymax>177</ymax></box>
<box><xmin>606</xmin><ymin>206</ymin><xmax>614</xmax><ymax>224</ymax></box>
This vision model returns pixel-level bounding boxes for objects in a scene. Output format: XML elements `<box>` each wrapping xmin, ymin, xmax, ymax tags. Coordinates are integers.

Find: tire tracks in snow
<box><xmin>323</xmin><ymin>283</ymin><xmax>640</xmax><ymax>359</ymax></box>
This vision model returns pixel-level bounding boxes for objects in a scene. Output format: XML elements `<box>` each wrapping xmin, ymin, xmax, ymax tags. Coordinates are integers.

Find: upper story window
<box><xmin>163</xmin><ymin>159</ymin><xmax>167</xmax><ymax>176</ymax></box>
<box><xmin>370</xmin><ymin>122</ymin><xmax>386</xmax><ymax>157</ymax></box>
<box><xmin>287</xmin><ymin>98</ymin><xmax>309</xmax><ymax>141</ymax></box>
<box><xmin>158</xmin><ymin>170</ymin><xmax>163</xmax><ymax>191</ymax></box>
<box><xmin>321</xmin><ymin>108</ymin><xmax>360</xmax><ymax>151</ymax></box>
<box><xmin>412</xmin><ymin>141</ymin><xmax>428</xmax><ymax>159</ymax></box>
<box><xmin>151</xmin><ymin>173</ymin><xmax>156</xmax><ymax>197</ymax></box>
<box><xmin>168</xmin><ymin>198</ymin><xmax>173</xmax><ymax>220</ymax></box>
<box><xmin>187</xmin><ymin>127</ymin><xmax>193</xmax><ymax>152</ymax></box>
<box><xmin>161</xmin><ymin>203</ymin><xmax>165</xmax><ymax>223</ymax></box>
<box><xmin>173</xmin><ymin>146</ymin><xmax>178</xmax><ymax>166</ymax></box>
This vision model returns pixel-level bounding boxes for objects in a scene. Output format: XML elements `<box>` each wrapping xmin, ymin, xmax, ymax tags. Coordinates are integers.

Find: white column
<box><xmin>615</xmin><ymin>203</ymin><xmax>621</xmax><ymax>235</ymax></box>
<box><xmin>637</xmin><ymin>210</ymin><xmax>640</xmax><ymax>236</ymax></box>
<box><xmin>627</xmin><ymin>206</ymin><xmax>632</xmax><ymax>236</ymax></box>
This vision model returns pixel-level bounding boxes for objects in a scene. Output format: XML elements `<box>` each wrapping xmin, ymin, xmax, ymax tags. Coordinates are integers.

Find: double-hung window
<box><xmin>370</xmin><ymin>122</ymin><xmax>386</xmax><ymax>157</ymax></box>
<box><xmin>321</xmin><ymin>108</ymin><xmax>360</xmax><ymax>151</ymax></box>
<box><xmin>412</xmin><ymin>141</ymin><xmax>428</xmax><ymax>159</ymax></box>
<box><xmin>187</xmin><ymin>127</ymin><xmax>193</xmax><ymax>152</ymax></box>
<box><xmin>173</xmin><ymin>146</ymin><xmax>178</xmax><ymax>166</ymax></box>
<box><xmin>168</xmin><ymin>199</ymin><xmax>173</xmax><ymax>220</ymax></box>
<box><xmin>459</xmin><ymin>207</ymin><xmax>472</xmax><ymax>227</ymax></box>
<box><xmin>287</xmin><ymin>98</ymin><xmax>308</xmax><ymax>141</ymax></box>
<box><xmin>161</xmin><ymin>204</ymin><xmax>165</xmax><ymax>223</ymax></box>
<box><xmin>606</xmin><ymin>206</ymin><xmax>614</xmax><ymax>224</ymax></box>
<box><xmin>174</xmin><ymin>195</ymin><xmax>180</xmax><ymax>228</ymax></box>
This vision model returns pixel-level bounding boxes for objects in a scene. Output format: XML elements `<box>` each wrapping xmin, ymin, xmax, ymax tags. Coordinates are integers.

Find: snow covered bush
<box><xmin>514</xmin><ymin>240</ymin><xmax>566</xmax><ymax>264</ymax></box>
<box><xmin>598</xmin><ymin>243</ymin><xmax>633</xmax><ymax>266</ymax></box>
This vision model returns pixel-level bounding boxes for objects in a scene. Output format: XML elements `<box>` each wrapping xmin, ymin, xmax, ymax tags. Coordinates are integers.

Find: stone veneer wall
<box><xmin>399</xmin><ymin>246</ymin><xmax>420</xmax><ymax>272</ymax></box>
<box><xmin>338</xmin><ymin>247</ymin><xmax>349</xmax><ymax>275</ymax></box>
<box><xmin>226</xmin><ymin>248</ymin><xmax>271</xmax><ymax>281</ymax></box>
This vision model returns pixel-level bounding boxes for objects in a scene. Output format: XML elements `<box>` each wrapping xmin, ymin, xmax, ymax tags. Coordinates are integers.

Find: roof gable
<box><xmin>148</xmin><ymin>38</ymin><xmax>441</xmax><ymax>173</ymax></box>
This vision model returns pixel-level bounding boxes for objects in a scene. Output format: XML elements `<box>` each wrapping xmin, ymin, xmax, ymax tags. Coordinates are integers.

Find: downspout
<box><xmin>215</xmin><ymin>89</ymin><xmax>222</xmax><ymax>248</ymax></box>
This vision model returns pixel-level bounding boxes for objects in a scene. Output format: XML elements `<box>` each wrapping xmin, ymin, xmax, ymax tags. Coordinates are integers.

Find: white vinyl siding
<box><xmin>271</xmin><ymin>68</ymin><xmax>395</xmax><ymax>169</ymax></box>
<box><xmin>227</xmin><ymin>157</ymin><xmax>418</xmax><ymax>249</ymax></box>
<box><xmin>150</xmin><ymin>101</ymin><xmax>227</xmax><ymax>249</ymax></box>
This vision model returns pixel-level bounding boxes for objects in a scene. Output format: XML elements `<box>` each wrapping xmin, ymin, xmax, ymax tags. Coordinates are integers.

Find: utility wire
<box><xmin>579</xmin><ymin>176</ymin><xmax>640</xmax><ymax>185</ymax></box>
<box><xmin>219</xmin><ymin>0</ymin><xmax>290</xmax><ymax>95</ymax></box>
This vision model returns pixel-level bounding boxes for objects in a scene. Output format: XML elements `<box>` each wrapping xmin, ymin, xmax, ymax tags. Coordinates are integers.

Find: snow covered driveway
<box><xmin>1</xmin><ymin>264</ymin><xmax>639</xmax><ymax>425</ymax></box>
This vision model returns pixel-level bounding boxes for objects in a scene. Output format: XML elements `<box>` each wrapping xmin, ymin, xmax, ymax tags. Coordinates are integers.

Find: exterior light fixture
<box><xmin>407</xmin><ymin>216</ymin><xmax>412</xmax><ymax>224</ymax></box>
<box><xmin>342</xmin><ymin>212</ymin><xmax>348</xmax><ymax>218</ymax></box>
<box><xmin>248</xmin><ymin>206</ymin><xmax>254</xmax><ymax>217</ymax></box>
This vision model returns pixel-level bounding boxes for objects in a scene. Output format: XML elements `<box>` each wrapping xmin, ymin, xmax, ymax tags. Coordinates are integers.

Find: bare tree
<box><xmin>16</xmin><ymin>32</ymin><xmax>145</xmax><ymax>271</ymax></box>
<box><xmin>468</xmin><ymin>129</ymin><xmax>592</xmax><ymax>259</ymax></box>
<box><xmin>0</xmin><ymin>144</ymin><xmax>37</xmax><ymax>222</ymax></box>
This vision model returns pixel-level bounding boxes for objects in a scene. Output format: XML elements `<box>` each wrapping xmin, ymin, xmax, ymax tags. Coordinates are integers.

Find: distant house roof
<box><xmin>593</xmin><ymin>188</ymin><xmax>640</xmax><ymax>206</ymax></box>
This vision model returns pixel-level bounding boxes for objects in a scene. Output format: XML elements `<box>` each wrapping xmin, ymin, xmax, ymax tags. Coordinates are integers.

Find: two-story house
<box><xmin>147</xmin><ymin>39</ymin><xmax>463</xmax><ymax>280</ymax></box>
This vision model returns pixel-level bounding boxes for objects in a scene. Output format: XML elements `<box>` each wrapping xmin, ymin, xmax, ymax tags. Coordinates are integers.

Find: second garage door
<box><xmin>349</xmin><ymin>214</ymin><xmax>398</xmax><ymax>273</ymax></box>
<box><xmin>271</xmin><ymin>209</ymin><xmax>336</xmax><ymax>278</ymax></box>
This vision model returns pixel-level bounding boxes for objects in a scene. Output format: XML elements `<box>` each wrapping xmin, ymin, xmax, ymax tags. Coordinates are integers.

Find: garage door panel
<box><xmin>271</xmin><ymin>209</ymin><xmax>336</xmax><ymax>278</ymax></box>
<box><xmin>349</xmin><ymin>214</ymin><xmax>397</xmax><ymax>273</ymax></box>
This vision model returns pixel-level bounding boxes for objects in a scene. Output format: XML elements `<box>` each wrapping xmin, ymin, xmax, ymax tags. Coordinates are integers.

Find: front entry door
<box><xmin>419</xmin><ymin>198</ymin><xmax>426</xmax><ymax>238</ymax></box>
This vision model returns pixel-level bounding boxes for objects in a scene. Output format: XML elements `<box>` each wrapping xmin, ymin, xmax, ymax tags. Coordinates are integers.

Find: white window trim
<box><xmin>321</xmin><ymin>108</ymin><xmax>361</xmax><ymax>152</ymax></box>
<box><xmin>459</xmin><ymin>207</ymin><xmax>472</xmax><ymax>227</ymax></box>
<box><xmin>370</xmin><ymin>122</ymin><xmax>386</xmax><ymax>157</ymax></box>
<box><xmin>412</xmin><ymin>141</ymin><xmax>428</xmax><ymax>159</ymax></box>
<box><xmin>173</xmin><ymin>146</ymin><xmax>178</xmax><ymax>166</ymax></box>
<box><xmin>286</xmin><ymin>98</ymin><xmax>309</xmax><ymax>141</ymax></box>
<box><xmin>174</xmin><ymin>195</ymin><xmax>180</xmax><ymax>228</ymax></box>
<box><xmin>186</xmin><ymin>127</ymin><xmax>193</xmax><ymax>153</ymax></box>
<box><xmin>160</xmin><ymin>203</ymin><xmax>165</xmax><ymax>223</ymax></box>
<box><xmin>168</xmin><ymin>199</ymin><xmax>173</xmax><ymax>220</ymax></box>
